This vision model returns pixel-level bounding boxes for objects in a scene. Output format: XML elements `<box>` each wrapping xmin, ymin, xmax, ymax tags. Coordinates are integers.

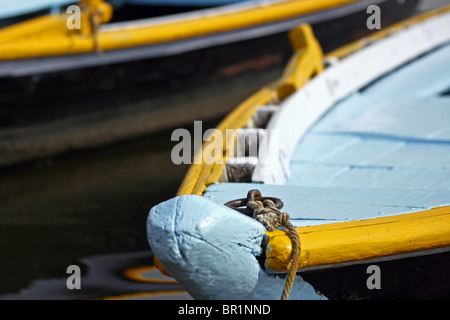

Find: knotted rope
<box><xmin>247</xmin><ymin>199</ymin><xmax>301</xmax><ymax>300</ymax></box>
<box><xmin>79</xmin><ymin>0</ymin><xmax>113</xmax><ymax>58</ymax></box>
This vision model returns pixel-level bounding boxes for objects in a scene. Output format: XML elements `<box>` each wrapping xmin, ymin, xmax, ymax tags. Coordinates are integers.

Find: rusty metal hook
<box><xmin>224</xmin><ymin>189</ymin><xmax>284</xmax><ymax>216</ymax></box>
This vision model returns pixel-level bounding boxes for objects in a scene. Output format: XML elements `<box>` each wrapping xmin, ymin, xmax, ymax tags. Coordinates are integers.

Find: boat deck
<box><xmin>204</xmin><ymin>183</ymin><xmax>450</xmax><ymax>227</ymax></box>
<box><xmin>204</xmin><ymin>42</ymin><xmax>450</xmax><ymax>226</ymax></box>
<box><xmin>288</xmin><ymin>42</ymin><xmax>450</xmax><ymax>189</ymax></box>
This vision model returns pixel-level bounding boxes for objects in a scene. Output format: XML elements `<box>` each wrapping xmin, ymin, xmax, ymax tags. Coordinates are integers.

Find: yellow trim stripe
<box><xmin>265</xmin><ymin>206</ymin><xmax>450</xmax><ymax>272</ymax></box>
<box><xmin>0</xmin><ymin>0</ymin><xmax>357</xmax><ymax>60</ymax></box>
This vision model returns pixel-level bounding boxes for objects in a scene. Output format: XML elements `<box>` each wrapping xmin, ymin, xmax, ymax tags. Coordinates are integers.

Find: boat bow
<box><xmin>147</xmin><ymin>194</ymin><xmax>326</xmax><ymax>299</ymax></box>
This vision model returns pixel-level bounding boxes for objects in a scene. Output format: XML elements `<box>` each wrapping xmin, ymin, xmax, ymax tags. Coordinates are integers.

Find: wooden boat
<box><xmin>0</xmin><ymin>0</ymin><xmax>419</xmax><ymax>73</ymax></box>
<box><xmin>0</xmin><ymin>0</ymin><xmax>419</xmax><ymax>167</ymax></box>
<box><xmin>147</xmin><ymin>5</ymin><xmax>450</xmax><ymax>300</ymax></box>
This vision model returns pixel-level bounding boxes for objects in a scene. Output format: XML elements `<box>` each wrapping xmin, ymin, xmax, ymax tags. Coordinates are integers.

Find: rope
<box><xmin>79</xmin><ymin>2</ymin><xmax>105</xmax><ymax>58</ymax></box>
<box><xmin>88</xmin><ymin>7</ymin><xmax>105</xmax><ymax>58</ymax></box>
<box><xmin>247</xmin><ymin>199</ymin><xmax>301</xmax><ymax>300</ymax></box>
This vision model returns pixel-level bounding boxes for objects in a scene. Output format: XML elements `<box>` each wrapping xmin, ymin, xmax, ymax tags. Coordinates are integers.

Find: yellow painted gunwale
<box><xmin>0</xmin><ymin>0</ymin><xmax>357</xmax><ymax>60</ymax></box>
<box><xmin>266</xmin><ymin>206</ymin><xmax>450</xmax><ymax>272</ymax></box>
<box><xmin>174</xmin><ymin>4</ymin><xmax>450</xmax><ymax>273</ymax></box>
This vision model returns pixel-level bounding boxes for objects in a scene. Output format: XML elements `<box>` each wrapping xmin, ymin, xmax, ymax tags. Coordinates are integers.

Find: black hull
<box><xmin>301</xmin><ymin>248</ymin><xmax>450</xmax><ymax>300</ymax></box>
<box><xmin>0</xmin><ymin>0</ymin><xmax>419</xmax><ymax>166</ymax></box>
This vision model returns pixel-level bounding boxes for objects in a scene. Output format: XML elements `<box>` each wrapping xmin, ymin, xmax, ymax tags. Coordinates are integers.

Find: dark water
<box><xmin>0</xmin><ymin>126</ymin><xmax>192</xmax><ymax>299</ymax></box>
<box><xmin>0</xmin><ymin>53</ymin><xmax>285</xmax><ymax>299</ymax></box>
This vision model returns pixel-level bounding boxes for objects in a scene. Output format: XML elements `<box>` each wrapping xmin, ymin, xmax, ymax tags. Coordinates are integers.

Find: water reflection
<box><xmin>0</xmin><ymin>250</ymin><xmax>192</xmax><ymax>300</ymax></box>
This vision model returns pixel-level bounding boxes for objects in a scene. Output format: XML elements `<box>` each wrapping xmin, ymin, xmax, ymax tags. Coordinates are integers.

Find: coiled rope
<box><xmin>246</xmin><ymin>198</ymin><xmax>301</xmax><ymax>300</ymax></box>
